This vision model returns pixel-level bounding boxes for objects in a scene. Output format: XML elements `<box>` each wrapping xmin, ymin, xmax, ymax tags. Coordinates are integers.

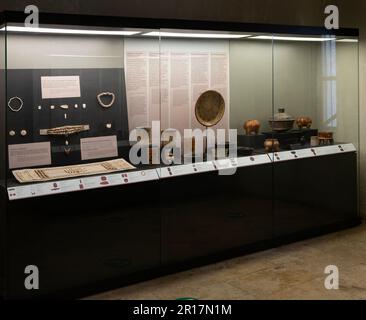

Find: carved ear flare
<box><xmin>97</xmin><ymin>92</ymin><xmax>116</xmax><ymax>108</ymax></box>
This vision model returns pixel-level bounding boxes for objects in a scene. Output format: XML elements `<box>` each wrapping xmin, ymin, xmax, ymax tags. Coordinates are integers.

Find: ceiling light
<box><xmin>5</xmin><ymin>26</ymin><xmax>140</xmax><ymax>36</ymax></box>
<box><xmin>336</xmin><ymin>39</ymin><xmax>359</xmax><ymax>43</ymax></box>
<box><xmin>144</xmin><ymin>31</ymin><xmax>251</xmax><ymax>39</ymax></box>
<box><xmin>252</xmin><ymin>35</ymin><xmax>336</xmax><ymax>42</ymax></box>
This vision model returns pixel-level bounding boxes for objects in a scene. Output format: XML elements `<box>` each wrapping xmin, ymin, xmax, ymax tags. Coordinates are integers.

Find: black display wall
<box><xmin>6</xmin><ymin>68</ymin><xmax>129</xmax><ymax>175</ymax></box>
<box><xmin>0</xmin><ymin>69</ymin><xmax>5</xmax><ymax>183</ymax></box>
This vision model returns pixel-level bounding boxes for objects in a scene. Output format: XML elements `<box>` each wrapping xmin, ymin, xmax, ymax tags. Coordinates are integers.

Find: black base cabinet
<box><xmin>0</xmin><ymin>152</ymin><xmax>361</xmax><ymax>299</ymax></box>
<box><xmin>161</xmin><ymin>164</ymin><xmax>273</xmax><ymax>265</ymax></box>
<box><xmin>274</xmin><ymin>153</ymin><xmax>359</xmax><ymax>237</ymax></box>
<box><xmin>2</xmin><ymin>183</ymin><xmax>162</xmax><ymax>300</ymax></box>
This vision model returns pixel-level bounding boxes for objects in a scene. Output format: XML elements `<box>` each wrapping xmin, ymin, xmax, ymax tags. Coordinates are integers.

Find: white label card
<box><xmin>80</xmin><ymin>135</ymin><xmax>118</xmax><ymax>161</ymax></box>
<box><xmin>41</xmin><ymin>76</ymin><xmax>81</xmax><ymax>99</ymax></box>
<box><xmin>7</xmin><ymin>170</ymin><xmax>160</xmax><ymax>201</ymax></box>
<box><xmin>8</xmin><ymin>142</ymin><xmax>52</xmax><ymax>169</ymax></box>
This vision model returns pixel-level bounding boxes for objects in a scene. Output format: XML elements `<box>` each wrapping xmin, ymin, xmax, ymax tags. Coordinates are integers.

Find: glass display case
<box><xmin>0</xmin><ymin>11</ymin><xmax>360</xmax><ymax>299</ymax></box>
<box><xmin>0</xmin><ymin>18</ymin><xmax>359</xmax><ymax>194</ymax></box>
<box><xmin>0</xmin><ymin>15</ymin><xmax>359</xmax><ymax>195</ymax></box>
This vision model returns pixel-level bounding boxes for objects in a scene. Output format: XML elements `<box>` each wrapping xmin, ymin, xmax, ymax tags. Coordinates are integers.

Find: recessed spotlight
<box><xmin>336</xmin><ymin>39</ymin><xmax>359</xmax><ymax>43</ymax></box>
<box><xmin>5</xmin><ymin>26</ymin><xmax>141</xmax><ymax>36</ymax></box>
<box><xmin>144</xmin><ymin>31</ymin><xmax>251</xmax><ymax>39</ymax></box>
<box><xmin>252</xmin><ymin>35</ymin><xmax>336</xmax><ymax>42</ymax></box>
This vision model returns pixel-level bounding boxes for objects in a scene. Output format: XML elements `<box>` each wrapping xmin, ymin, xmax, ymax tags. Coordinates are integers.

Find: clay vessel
<box><xmin>318</xmin><ymin>132</ymin><xmax>334</xmax><ymax>140</ymax></box>
<box><xmin>269</xmin><ymin>108</ymin><xmax>295</xmax><ymax>132</ymax></box>
<box><xmin>264</xmin><ymin>139</ymin><xmax>280</xmax><ymax>152</ymax></box>
<box><xmin>318</xmin><ymin>132</ymin><xmax>334</xmax><ymax>145</ymax></box>
<box><xmin>244</xmin><ymin>120</ymin><xmax>261</xmax><ymax>135</ymax></box>
<box><xmin>296</xmin><ymin>117</ymin><xmax>313</xmax><ymax>130</ymax></box>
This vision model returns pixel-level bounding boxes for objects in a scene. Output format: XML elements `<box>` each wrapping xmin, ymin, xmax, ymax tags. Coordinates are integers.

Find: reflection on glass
<box><xmin>322</xmin><ymin>39</ymin><xmax>337</xmax><ymax>129</ymax></box>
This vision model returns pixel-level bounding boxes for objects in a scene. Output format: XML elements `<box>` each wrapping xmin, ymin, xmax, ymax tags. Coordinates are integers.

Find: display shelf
<box><xmin>268</xmin><ymin>143</ymin><xmax>356</xmax><ymax>162</ymax></box>
<box><xmin>237</xmin><ymin>154</ymin><xmax>271</xmax><ymax>168</ymax></box>
<box><xmin>6</xmin><ymin>144</ymin><xmax>356</xmax><ymax>200</ymax></box>
<box><xmin>7</xmin><ymin>169</ymin><xmax>159</xmax><ymax>201</ymax></box>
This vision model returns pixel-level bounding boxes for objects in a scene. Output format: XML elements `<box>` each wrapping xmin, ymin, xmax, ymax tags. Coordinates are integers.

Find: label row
<box><xmin>7</xmin><ymin>144</ymin><xmax>356</xmax><ymax>201</ymax></box>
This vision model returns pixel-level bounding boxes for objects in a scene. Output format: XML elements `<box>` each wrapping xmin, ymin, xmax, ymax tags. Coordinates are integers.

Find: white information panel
<box><xmin>313</xmin><ymin>144</ymin><xmax>356</xmax><ymax>157</ymax></box>
<box><xmin>269</xmin><ymin>150</ymin><xmax>312</xmax><ymax>162</ymax></box>
<box><xmin>158</xmin><ymin>155</ymin><xmax>271</xmax><ymax>179</ymax></box>
<box><xmin>269</xmin><ymin>144</ymin><xmax>356</xmax><ymax>162</ymax></box>
<box><xmin>7</xmin><ymin>169</ymin><xmax>159</xmax><ymax>201</ymax></box>
<box><xmin>214</xmin><ymin>158</ymin><xmax>238</xmax><ymax>171</ymax></box>
<box><xmin>340</xmin><ymin>143</ymin><xmax>357</xmax><ymax>153</ymax></box>
<box><xmin>7</xmin><ymin>145</ymin><xmax>356</xmax><ymax>200</ymax></box>
<box><xmin>41</xmin><ymin>76</ymin><xmax>81</xmax><ymax>99</ymax></box>
<box><xmin>237</xmin><ymin>154</ymin><xmax>272</xmax><ymax>168</ymax></box>
<box><xmin>158</xmin><ymin>161</ymin><xmax>217</xmax><ymax>179</ymax></box>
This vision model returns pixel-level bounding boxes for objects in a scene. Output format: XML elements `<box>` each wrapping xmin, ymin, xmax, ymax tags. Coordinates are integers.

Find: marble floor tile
<box><xmin>85</xmin><ymin>224</ymin><xmax>366</xmax><ymax>300</ymax></box>
<box><xmin>271</xmin><ymin>277</ymin><xmax>357</xmax><ymax>300</ymax></box>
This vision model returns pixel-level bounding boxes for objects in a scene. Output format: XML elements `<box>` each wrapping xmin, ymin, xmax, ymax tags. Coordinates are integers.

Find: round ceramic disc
<box><xmin>195</xmin><ymin>90</ymin><xmax>225</xmax><ymax>127</ymax></box>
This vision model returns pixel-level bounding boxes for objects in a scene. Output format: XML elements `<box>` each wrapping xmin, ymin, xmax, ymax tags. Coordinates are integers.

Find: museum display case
<box><xmin>271</xmin><ymin>32</ymin><xmax>360</xmax><ymax>236</ymax></box>
<box><xmin>0</xmin><ymin>11</ymin><xmax>361</xmax><ymax>299</ymax></box>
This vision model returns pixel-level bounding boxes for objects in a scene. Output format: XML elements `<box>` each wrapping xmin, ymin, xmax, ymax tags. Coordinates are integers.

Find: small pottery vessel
<box><xmin>318</xmin><ymin>132</ymin><xmax>334</xmax><ymax>139</ymax></box>
<box><xmin>296</xmin><ymin>117</ymin><xmax>313</xmax><ymax>130</ymax></box>
<box><xmin>264</xmin><ymin>139</ymin><xmax>280</xmax><ymax>152</ymax></box>
<box><xmin>244</xmin><ymin>120</ymin><xmax>261</xmax><ymax>135</ymax></box>
<box><xmin>318</xmin><ymin>132</ymin><xmax>334</xmax><ymax>145</ymax></box>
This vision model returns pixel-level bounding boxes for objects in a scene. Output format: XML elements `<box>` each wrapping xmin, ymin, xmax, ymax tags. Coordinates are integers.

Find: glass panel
<box><xmin>157</xmin><ymin>29</ymin><xmax>275</xmax><ymax>262</ymax></box>
<box><xmin>0</xmin><ymin>21</ymin><xmax>5</xmax><ymax>188</ymax></box>
<box><xmin>322</xmin><ymin>37</ymin><xmax>359</xmax><ymax>148</ymax></box>
<box><xmin>230</xmin><ymin>34</ymin><xmax>275</xmax><ymax>154</ymax></box>
<box><xmin>156</xmin><ymin>28</ymin><xmax>274</xmax><ymax>166</ymax></box>
<box><xmin>273</xmin><ymin>34</ymin><xmax>359</xmax><ymax>151</ymax></box>
<box><xmin>123</xmin><ymin>28</ymin><xmax>161</xmax><ymax>170</ymax></box>
<box><xmin>5</xmin><ymin>22</ymin><xmax>159</xmax><ymax>187</ymax></box>
<box><xmin>272</xmin><ymin>33</ymin><xmax>360</xmax><ymax>234</ymax></box>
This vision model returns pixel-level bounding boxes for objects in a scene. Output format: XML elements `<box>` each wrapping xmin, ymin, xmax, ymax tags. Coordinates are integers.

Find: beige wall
<box><xmin>0</xmin><ymin>0</ymin><xmax>365</xmax><ymax>216</ymax></box>
<box><xmin>230</xmin><ymin>39</ymin><xmax>359</xmax><ymax>144</ymax></box>
<box><xmin>230</xmin><ymin>40</ymin><xmax>272</xmax><ymax>133</ymax></box>
<box><xmin>230</xmin><ymin>40</ymin><xmax>322</xmax><ymax>133</ymax></box>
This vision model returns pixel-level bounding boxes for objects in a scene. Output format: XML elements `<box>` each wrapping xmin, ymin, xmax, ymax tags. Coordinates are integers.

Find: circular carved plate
<box><xmin>195</xmin><ymin>90</ymin><xmax>225</xmax><ymax>127</ymax></box>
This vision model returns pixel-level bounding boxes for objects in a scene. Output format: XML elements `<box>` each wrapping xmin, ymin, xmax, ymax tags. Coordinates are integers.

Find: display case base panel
<box><xmin>1</xmin><ymin>152</ymin><xmax>360</xmax><ymax>299</ymax></box>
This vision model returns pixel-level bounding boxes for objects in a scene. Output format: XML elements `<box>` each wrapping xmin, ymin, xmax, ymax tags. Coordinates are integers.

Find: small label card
<box><xmin>314</xmin><ymin>145</ymin><xmax>342</xmax><ymax>157</ymax></box>
<box><xmin>341</xmin><ymin>143</ymin><xmax>357</xmax><ymax>153</ymax></box>
<box><xmin>237</xmin><ymin>154</ymin><xmax>272</xmax><ymax>168</ymax></box>
<box><xmin>8</xmin><ymin>142</ymin><xmax>52</xmax><ymax>169</ymax></box>
<box><xmin>122</xmin><ymin>170</ymin><xmax>159</xmax><ymax>184</ymax></box>
<box><xmin>158</xmin><ymin>165</ymin><xmax>196</xmax><ymax>179</ymax></box>
<box><xmin>215</xmin><ymin>159</ymin><xmax>236</xmax><ymax>170</ymax></box>
<box><xmin>296</xmin><ymin>149</ymin><xmax>317</xmax><ymax>159</ymax></box>
<box><xmin>194</xmin><ymin>161</ymin><xmax>216</xmax><ymax>173</ymax></box>
<box><xmin>41</xmin><ymin>76</ymin><xmax>81</xmax><ymax>99</ymax></box>
<box><xmin>80</xmin><ymin>135</ymin><xmax>118</xmax><ymax>161</ymax></box>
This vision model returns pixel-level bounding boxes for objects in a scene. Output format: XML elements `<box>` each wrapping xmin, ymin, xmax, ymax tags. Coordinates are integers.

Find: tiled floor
<box><xmin>86</xmin><ymin>223</ymin><xmax>366</xmax><ymax>300</ymax></box>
